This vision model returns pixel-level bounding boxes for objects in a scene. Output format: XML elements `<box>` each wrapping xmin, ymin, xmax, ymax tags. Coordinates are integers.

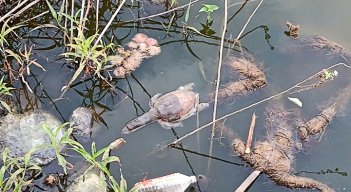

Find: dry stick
<box><xmin>70</xmin><ymin>0</ymin><xmax>74</xmax><ymax>47</ymax></box>
<box><xmin>234</xmin><ymin>170</ymin><xmax>261</xmax><ymax>192</ymax></box>
<box><xmin>124</xmin><ymin>0</ymin><xmax>200</xmax><ymax>23</ymax></box>
<box><xmin>245</xmin><ymin>112</ymin><xmax>256</xmax><ymax>154</ymax></box>
<box><xmin>207</xmin><ymin>0</ymin><xmax>228</xmax><ymax>173</ymax></box>
<box><xmin>236</xmin><ymin>0</ymin><xmax>264</xmax><ymax>41</ymax></box>
<box><xmin>94</xmin><ymin>0</ymin><xmax>126</xmax><ymax>47</ymax></box>
<box><xmin>169</xmin><ymin>63</ymin><xmax>350</xmax><ymax>146</ymax></box>
<box><xmin>80</xmin><ymin>0</ymin><xmax>86</xmax><ymax>28</ymax></box>
<box><xmin>96</xmin><ymin>0</ymin><xmax>100</xmax><ymax>31</ymax></box>
<box><xmin>82</xmin><ymin>0</ymin><xmax>91</xmax><ymax>31</ymax></box>
<box><xmin>208</xmin><ymin>0</ymin><xmax>263</xmax><ymax>172</ymax></box>
<box><xmin>0</xmin><ymin>0</ymin><xmax>29</xmax><ymax>23</ymax></box>
<box><xmin>19</xmin><ymin>11</ymin><xmax>49</xmax><ymax>25</ymax></box>
<box><xmin>12</xmin><ymin>0</ymin><xmax>42</xmax><ymax>18</ymax></box>
<box><xmin>64</xmin><ymin>0</ymin><xmax>68</xmax><ymax>45</ymax></box>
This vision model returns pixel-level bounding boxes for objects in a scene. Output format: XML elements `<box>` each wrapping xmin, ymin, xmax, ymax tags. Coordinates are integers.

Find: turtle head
<box><xmin>122</xmin><ymin>111</ymin><xmax>156</xmax><ymax>134</ymax></box>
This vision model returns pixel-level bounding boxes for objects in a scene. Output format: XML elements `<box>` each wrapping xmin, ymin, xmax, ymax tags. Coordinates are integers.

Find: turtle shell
<box><xmin>0</xmin><ymin>110</ymin><xmax>64</xmax><ymax>165</ymax></box>
<box><xmin>152</xmin><ymin>90</ymin><xmax>197</xmax><ymax>122</ymax></box>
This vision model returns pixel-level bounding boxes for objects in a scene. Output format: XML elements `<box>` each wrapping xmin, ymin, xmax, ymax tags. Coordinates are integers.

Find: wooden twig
<box><xmin>235</xmin><ymin>170</ymin><xmax>261</xmax><ymax>192</ymax></box>
<box><xmin>96</xmin><ymin>0</ymin><xmax>100</xmax><ymax>31</ymax></box>
<box><xmin>168</xmin><ymin>63</ymin><xmax>351</xmax><ymax>146</ymax></box>
<box><xmin>12</xmin><ymin>0</ymin><xmax>42</xmax><ymax>18</ymax></box>
<box><xmin>245</xmin><ymin>113</ymin><xmax>256</xmax><ymax>154</ymax></box>
<box><xmin>94</xmin><ymin>0</ymin><xmax>126</xmax><ymax>47</ymax></box>
<box><xmin>207</xmin><ymin>0</ymin><xmax>228</xmax><ymax>172</ymax></box>
<box><xmin>0</xmin><ymin>0</ymin><xmax>29</xmax><ymax>23</ymax></box>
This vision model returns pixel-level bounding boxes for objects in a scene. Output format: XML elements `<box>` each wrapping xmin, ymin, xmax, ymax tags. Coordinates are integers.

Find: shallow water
<box><xmin>2</xmin><ymin>0</ymin><xmax>351</xmax><ymax>191</ymax></box>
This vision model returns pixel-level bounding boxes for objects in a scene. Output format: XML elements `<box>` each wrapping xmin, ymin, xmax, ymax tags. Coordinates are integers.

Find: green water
<box><xmin>2</xmin><ymin>0</ymin><xmax>351</xmax><ymax>191</ymax></box>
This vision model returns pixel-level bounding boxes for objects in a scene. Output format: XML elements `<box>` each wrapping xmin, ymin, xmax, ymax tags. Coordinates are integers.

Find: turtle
<box><xmin>0</xmin><ymin>107</ymin><xmax>94</xmax><ymax>165</ymax></box>
<box><xmin>122</xmin><ymin>83</ymin><xmax>209</xmax><ymax>134</ymax></box>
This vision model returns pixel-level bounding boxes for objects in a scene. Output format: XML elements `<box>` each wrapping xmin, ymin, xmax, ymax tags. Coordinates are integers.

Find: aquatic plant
<box><xmin>0</xmin><ymin>76</ymin><xmax>14</xmax><ymax>113</ymax></box>
<box><xmin>0</xmin><ymin>148</ymin><xmax>42</xmax><ymax>192</ymax></box>
<box><xmin>199</xmin><ymin>4</ymin><xmax>219</xmax><ymax>22</ymax></box>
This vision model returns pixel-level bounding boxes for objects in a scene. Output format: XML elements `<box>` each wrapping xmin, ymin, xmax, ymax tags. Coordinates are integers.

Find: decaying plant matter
<box><xmin>285</xmin><ymin>21</ymin><xmax>300</xmax><ymax>39</ymax></box>
<box><xmin>220</xmin><ymin>104</ymin><xmax>335</xmax><ymax>192</ymax></box>
<box><xmin>298</xmin><ymin>104</ymin><xmax>336</xmax><ymax>142</ymax></box>
<box><xmin>110</xmin><ymin>33</ymin><xmax>161</xmax><ymax>78</ymax></box>
<box><xmin>301</xmin><ymin>35</ymin><xmax>351</xmax><ymax>61</ymax></box>
<box><xmin>209</xmin><ymin>56</ymin><xmax>266</xmax><ymax>100</ymax></box>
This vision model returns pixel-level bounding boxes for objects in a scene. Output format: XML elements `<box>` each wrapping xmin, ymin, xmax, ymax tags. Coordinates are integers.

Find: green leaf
<box><xmin>185</xmin><ymin>1</ymin><xmax>191</xmax><ymax>23</ymax></box>
<box><xmin>199</xmin><ymin>7</ymin><xmax>208</xmax><ymax>13</ymax></box>
<box><xmin>0</xmin><ymin>101</ymin><xmax>12</xmax><ymax>113</ymax></box>
<box><xmin>203</xmin><ymin>4</ymin><xmax>219</xmax><ymax>12</ymax></box>
<box><xmin>46</xmin><ymin>0</ymin><xmax>58</xmax><ymax>20</ymax></box>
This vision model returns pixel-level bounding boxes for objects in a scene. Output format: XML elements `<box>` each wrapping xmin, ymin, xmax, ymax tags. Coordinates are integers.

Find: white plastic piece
<box><xmin>288</xmin><ymin>97</ymin><xmax>303</xmax><ymax>107</ymax></box>
<box><xmin>134</xmin><ymin>173</ymin><xmax>197</xmax><ymax>192</ymax></box>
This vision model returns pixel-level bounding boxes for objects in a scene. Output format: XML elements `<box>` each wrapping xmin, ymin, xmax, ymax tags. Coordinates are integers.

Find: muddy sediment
<box><xmin>209</xmin><ymin>56</ymin><xmax>266</xmax><ymax>101</ymax></box>
<box><xmin>220</xmin><ymin>104</ymin><xmax>334</xmax><ymax>192</ymax></box>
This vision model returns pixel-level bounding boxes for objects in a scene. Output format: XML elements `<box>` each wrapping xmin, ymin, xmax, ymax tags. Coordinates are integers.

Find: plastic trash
<box><xmin>133</xmin><ymin>173</ymin><xmax>197</xmax><ymax>192</ymax></box>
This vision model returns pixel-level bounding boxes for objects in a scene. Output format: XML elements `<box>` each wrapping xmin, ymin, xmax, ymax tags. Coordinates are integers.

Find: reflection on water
<box><xmin>2</xmin><ymin>0</ymin><xmax>351</xmax><ymax>191</ymax></box>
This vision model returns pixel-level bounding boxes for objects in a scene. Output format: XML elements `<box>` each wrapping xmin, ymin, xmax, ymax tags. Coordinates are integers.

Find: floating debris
<box><xmin>122</xmin><ymin>83</ymin><xmax>209</xmax><ymax>134</ymax></box>
<box><xmin>111</xmin><ymin>33</ymin><xmax>161</xmax><ymax>78</ymax></box>
<box><xmin>285</xmin><ymin>21</ymin><xmax>300</xmax><ymax>39</ymax></box>
<box><xmin>219</xmin><ymin>104</ymin><xmax>335</xmax><ymax>192</ymax></box>
<box><xmin>133</xmin><ymin>173</ymin><xmax>197</xmax><ymax>192</ymax></box>
<box><xmin>298</xmin><ymin>104</ymin><xmax>336</xmax><ymax>142</ymax></box>
<box><xmin>288</xmin><ymin>97</ymin><xmax>303</xmax><ymax>107</ymax></box>
<box><xmin>301</xmin><ymin>35</ymin><xmax>351</xmax><ymax>61</ymax></box>
<box><xmin>209</xmin><ymin>56</ymin><xmax>266</xmax><ymax>101</ymax></box>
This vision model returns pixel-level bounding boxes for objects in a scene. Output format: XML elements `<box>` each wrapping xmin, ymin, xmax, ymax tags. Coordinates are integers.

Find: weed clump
<box><xmin>111</xmin><ymin>33</ymin><xmax>161</xmax><ymax>78</ymax></box>
<box><xmin>298</xmin><ymin>104</ymin><xmax>336</xmax><ymax>142</ymax></box>
<box><xmin>209</xmin><ymin>56</ymin><xmax>266</xmax><ymax>101</ymax></box>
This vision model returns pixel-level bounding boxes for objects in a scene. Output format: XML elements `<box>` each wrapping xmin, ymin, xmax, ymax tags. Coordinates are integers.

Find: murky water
<box><xmin>2</xmin><ymin>0</ymin><xmax>351</xmax><ymax>191</ymax></box>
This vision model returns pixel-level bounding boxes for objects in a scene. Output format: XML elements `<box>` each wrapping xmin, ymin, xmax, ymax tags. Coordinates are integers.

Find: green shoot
<box><xmin>199</xmin><ymin>4</ymin><xmax>219</xmax><ymax>22</ymax></box>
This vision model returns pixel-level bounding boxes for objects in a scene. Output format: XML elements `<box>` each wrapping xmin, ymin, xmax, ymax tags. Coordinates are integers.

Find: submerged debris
<box><xmin>301</xmin><ymin>35</ymin><xmax>351</xmax><ymax>60</ymax></box>
<box><xmin>122</xmin><ymin>83</ymin><xmax>208</xmax><ymax>134</ymax></box>
<box><xmin>209</xmin><ymin>56</ymin><xmax>266</xmax><ymax>101</ymax></box>
<box><xmin>111</xmin><ymin>33</ymin><xmax>161</xmax><ymax>78</ymax></box>
<box><xmin>220</xmin><ymin>104</ymin><xmax>334</xmax><ymax>192</ymax></box>
<box><xmin>285</xmin><ymin>21</ymin><xmax>300</xmax><ymax>39</ymax></box>
<box><xmin>298</xmin><ymin>104</ymin><xmax>336</xmax><ymax>142</ymax></box>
